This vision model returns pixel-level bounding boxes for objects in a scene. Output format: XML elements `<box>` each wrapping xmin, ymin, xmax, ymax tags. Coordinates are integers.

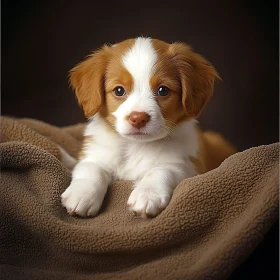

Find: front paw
<box><xmin>127</xmin><ymin>187</ymin><xmax>171</xmax><ymax>218</ymax></box>
<box><xmin>61</xmin><ymin>179</ymin><xmax>105</xmax><ymax>217</ymax></box>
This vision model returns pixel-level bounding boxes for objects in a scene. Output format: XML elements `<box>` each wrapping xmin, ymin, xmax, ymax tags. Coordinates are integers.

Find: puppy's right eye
<box><xmin>114</xmin><ymin>86</ymin><xmax>126</xmax><ymax>97</ymax></box>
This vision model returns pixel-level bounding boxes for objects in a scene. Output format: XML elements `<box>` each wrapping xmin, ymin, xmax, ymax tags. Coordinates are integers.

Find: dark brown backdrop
<box><xmin>2</xmin><ymin>0</ymin><xmax>279</xmax><ymax>279</ymax></box>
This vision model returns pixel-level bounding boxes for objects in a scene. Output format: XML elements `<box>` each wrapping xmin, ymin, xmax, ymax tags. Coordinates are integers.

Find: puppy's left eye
<box><xmin>114</xmin><ymin>86</ymin><xmax>126</xmax><ymax>97</ymax></box>
<box><xmin>157</xmin><ymin>86</ymin><xmax>170</xmax><ymax>96</ymax></box>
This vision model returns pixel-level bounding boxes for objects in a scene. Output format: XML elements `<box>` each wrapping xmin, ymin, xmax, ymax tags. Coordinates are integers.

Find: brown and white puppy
<box><xmin>61</xmin><ymin>37</ymin><xmax>236</xmax><ymax>218</ymax></box>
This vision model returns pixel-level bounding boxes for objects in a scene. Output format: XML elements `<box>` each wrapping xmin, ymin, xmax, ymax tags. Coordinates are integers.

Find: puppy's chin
<box><xmin>118</xmin><ymin>129</ymin><xmax>170</xmax><ymax>142</ymax></box>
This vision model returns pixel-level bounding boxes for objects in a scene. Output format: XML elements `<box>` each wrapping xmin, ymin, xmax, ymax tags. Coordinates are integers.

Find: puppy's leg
<box><xmin>58</xmin><ymin>146</ymin><xmax>77</xmax><ymax>171</ymax></box>
<box><xmin>127</xmin><ymin>165</ymin><xmax>187</xmax><ymax>218</ymax></box>
<box><xmin>61</xmin><ymin>161</ymin><xmax>111</xmax><ymax>217</ymax></box>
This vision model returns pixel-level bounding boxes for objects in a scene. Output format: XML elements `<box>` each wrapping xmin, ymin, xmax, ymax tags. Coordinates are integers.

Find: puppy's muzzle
<box><xmin>129</xmin><ymin>111</ymin><xmax>150</xmax><ymax>129</ymax></box>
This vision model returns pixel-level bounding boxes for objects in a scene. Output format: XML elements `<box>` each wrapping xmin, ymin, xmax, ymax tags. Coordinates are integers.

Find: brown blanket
<box><xmin>1</xmin><ymin>116</ymin><xmax>279</xmax><ymax>280</ymax></box>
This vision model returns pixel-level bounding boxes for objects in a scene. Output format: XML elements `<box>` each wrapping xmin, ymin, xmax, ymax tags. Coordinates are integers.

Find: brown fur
<box><xmin>168</xmin><ymin>42</ymin><xmax>220</xmax><ymax>118</ymax></box>
<box><xmin>150</xmin><ymin>39</ymin><xmax>220</xmax><ymax>127</ymax></box>
<box><xmin>150</xmin><ymin>39</ymin><xmax>188</xmax><ymax>126</ymax></box>
<box><xmin>69</xmin><ymin>45</ymin><xmax>110</xmax><ymax>118</ymax></box>
<box><xmin>101</xmin><ymin>43</ymin><xmax>135</xmax><ymax>127</ymax></box>
<box><xmin>70</xmin><ymin>39</ymin><xmax>135</xmax><ymax>120</ymax></box>
<box><xmin>191</xmin><ymin>128</ymin><xmax>238</xmax><ymax>174</ymax></box>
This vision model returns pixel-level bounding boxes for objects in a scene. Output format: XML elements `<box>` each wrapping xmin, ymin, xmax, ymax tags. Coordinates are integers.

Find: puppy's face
<box><xmin>70</xmin><ymin>38</ymin><xmax>219</xmax><ymax>141</ymax></box>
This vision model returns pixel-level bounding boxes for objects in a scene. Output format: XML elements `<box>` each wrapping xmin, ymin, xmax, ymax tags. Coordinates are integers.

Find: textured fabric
<box><xmin>0</xmin><ymin>116</ymin><xmax>279</xmax><ymax>280</ymax></box>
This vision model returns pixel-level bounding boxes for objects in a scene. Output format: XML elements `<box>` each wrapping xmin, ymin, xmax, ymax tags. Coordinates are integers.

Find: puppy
<box><xmin>61</xmin><ymin>37</ymin><xmax>236</xmax><ymax>218</ymax></box>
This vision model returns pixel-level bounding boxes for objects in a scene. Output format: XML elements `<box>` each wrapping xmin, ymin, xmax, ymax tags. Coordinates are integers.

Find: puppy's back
<box><xmin>193</xmin><ymin>130</ymin><xmax>237</xmax><ymax>174</ymax></box>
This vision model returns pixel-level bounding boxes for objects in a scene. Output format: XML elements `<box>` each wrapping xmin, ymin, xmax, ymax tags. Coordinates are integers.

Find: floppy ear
<box><xmin>169</xmin><ymin>43</ymin><xmax>220</xmax><ymax>118</ymax></box>
<box><xmin>69</xmin><ymin>45</ymin><xmax>110</xmax><ymax>118</ymax></box>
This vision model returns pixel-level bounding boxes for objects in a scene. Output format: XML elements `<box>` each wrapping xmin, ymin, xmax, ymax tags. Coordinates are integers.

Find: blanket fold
<box><xmin>0</xmin><ymin>116</ymin><xmax>278</xmax><ymax>280</ymax></box>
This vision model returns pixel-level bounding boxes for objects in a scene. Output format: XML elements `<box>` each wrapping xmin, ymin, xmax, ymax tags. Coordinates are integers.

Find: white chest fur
<box><xmin>83</xmin><ymin>114</ymin><xmax>199</xmax><ymax>183</ymax></box>
<box><xmin>62</xmin><ymin>114</ymin><xmax>200</xmax><ymax>218</ymax></box>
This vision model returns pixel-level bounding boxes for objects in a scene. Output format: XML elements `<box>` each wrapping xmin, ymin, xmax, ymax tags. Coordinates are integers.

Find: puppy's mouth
<box><xmin>125</xmin><ymin>132</ymin><xmax>147</xmax><ymax>136</ymax></box>
<box><xmin>120</xmin><ymin>127</ymin><xmax>168</xmax><ymax>142</ymax></box>
<box><xmin>121</xmin><ymin>129</ymin><xmax>151</xmax><ymax>141</ymax></box>
<box><xmin>123</xmin><ymin>131</ymin><xmax>148</xmax><ymax>139</ymax></box>
<box><xmin>122</xmin><ymin>133</ymin><xmax>152</xmax><ymax>142</ymax></box>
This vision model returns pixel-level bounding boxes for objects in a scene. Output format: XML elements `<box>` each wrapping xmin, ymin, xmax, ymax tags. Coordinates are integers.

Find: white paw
<box><xmin>127</xmin><ymin>187</ymin><xmax>171</xmax><ymax>218</ymax></box>
<box><xmin>61</xmin><ymin>179</ymin><xmax>105</xmax><ymax>217</ymax></box>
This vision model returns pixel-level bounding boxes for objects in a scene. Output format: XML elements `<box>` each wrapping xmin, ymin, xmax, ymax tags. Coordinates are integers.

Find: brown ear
<box><xmin>169</xmin><ymin>43</ymin><xmax>220</xmax><ymax>118</ymax></box>
<box><xmin>69</xmin><ymin>45</ymin><xmax>110</xmax><ymax>118</ymax></box>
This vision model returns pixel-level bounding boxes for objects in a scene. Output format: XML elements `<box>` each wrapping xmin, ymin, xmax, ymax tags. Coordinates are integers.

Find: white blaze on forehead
<box><xmin>113</xmin><ymin>37</ymin><xmax>165</xmax><ymax>140</ymax></box>
<box><xmin>122</xmin><ymin>37</ymin><xmax>157</xmax><ymax>93</ymax></box>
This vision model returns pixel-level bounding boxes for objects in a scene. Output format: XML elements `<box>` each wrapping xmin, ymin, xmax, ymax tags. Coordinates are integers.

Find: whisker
<box><xmin>160</xmin><ymin>123</ymin><xmax>175</xmax><ymax>139</ymax></box>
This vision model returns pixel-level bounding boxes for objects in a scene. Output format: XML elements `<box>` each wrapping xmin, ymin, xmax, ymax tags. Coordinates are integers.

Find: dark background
<box><xmin>2</xmin><ymin>0</ymin><xmax>279</xmax><ymax>279</ymax></box>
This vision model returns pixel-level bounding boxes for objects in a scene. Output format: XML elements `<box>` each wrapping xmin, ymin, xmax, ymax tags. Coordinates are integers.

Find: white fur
<box><xmin>113</xmin><ymin>37</ymin><xmax>167</xmax><ymax>142</ymax></box>
<box><xmin>61</xmin><ymin>37</ymin><xmax>199</xmax><ymax>218</ymax></box>
<box><xmin>122</xmin><ymin>37</ymin><xmax>156</xmax><ymax>93</ymax></box>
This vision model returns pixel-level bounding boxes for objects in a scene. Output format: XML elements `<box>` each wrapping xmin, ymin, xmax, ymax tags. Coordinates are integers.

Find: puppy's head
<box><xmin>70</xmin><ymin>37</ymin><xmax>219</xmax><ymax>141</ymax></box>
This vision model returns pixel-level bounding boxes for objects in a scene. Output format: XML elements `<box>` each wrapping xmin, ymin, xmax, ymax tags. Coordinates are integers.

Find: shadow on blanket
<box><xmin>1</xmin><ymin>116</ymin><xmax>279</xmax><ymax>280</ymax></box>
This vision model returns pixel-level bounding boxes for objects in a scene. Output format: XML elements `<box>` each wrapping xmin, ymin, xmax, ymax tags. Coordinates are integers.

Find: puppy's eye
<box><xmin>157</xmin><ymin>86</ymin><xmax>170</xmax><ymax>96</ymax></box>
<box><xmin>114</xmin><ymin>86</ymin><xmax>126</xmax><ymax>97</ymax></box>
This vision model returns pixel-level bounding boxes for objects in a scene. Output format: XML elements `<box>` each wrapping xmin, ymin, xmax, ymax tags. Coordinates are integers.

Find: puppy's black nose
<box><xmin>129</xmin><ymin>111</ymin><xmax>150</xmax><ymax>129</ymax></box>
